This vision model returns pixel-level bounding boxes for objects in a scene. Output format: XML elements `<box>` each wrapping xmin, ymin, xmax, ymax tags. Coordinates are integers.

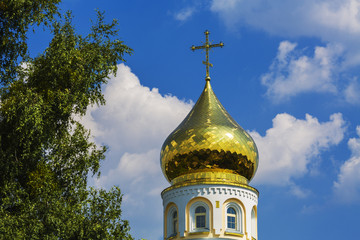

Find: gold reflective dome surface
<box><xmin>160</xmin><ymin>80</ymin><xmax>259</xmax><ymax>186</ymax></box>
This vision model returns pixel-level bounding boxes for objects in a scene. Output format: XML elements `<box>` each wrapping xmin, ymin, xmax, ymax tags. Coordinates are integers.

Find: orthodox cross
<box><xmin>191</xmin><ymin>30</ymin><xmax>224</xmax><ymax>80</ymax></box>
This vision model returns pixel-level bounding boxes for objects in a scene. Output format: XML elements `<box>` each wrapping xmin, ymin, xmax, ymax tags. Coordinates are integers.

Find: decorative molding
<box><xmin>163</xmin><ymin>185</ymin><xmax>258</xmax><ymax>204</ymax></box>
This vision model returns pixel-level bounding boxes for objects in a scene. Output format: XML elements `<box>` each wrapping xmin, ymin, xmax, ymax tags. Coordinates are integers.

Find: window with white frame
<box><xmin>195</xmin><ymin>206</ymin><xmax>206</xmax><ymax>228</ymax></box>
<box><xmin>225</xmin><ymin>203</ymin><xmax>242</xmax><ymax>233</ymax></box>
<box><xmin>166</xmin><ymin>206</ymin><xmax>178</xmax><ymax>238</ymax></box>
<box><xmin>189</xmin><ymin>201</ymin><xmax>210</xmax><ymax>232</ymax></box>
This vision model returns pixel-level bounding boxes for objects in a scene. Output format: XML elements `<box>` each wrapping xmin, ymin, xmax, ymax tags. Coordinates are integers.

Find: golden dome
<box><xmin>160</xmin><ymin>79</ymin><xmax>259</xmax><ymax>187</ymax></box>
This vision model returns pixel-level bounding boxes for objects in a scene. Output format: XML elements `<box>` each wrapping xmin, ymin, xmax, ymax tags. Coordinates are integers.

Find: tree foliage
<box><xmin>0</xmin><ymin>1</ymin><xmax>133</xmax><ymax>239</ymax></box>
<box><xmin>0</xmin><ymin>0</ymin><xmax>61</xmax><ymax>85</ymax></box>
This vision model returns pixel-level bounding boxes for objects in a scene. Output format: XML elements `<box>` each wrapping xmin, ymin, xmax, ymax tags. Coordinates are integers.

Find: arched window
<box><xmin>172</xmin><ymin>211</ymin><xmax>178</xmax><ymax>234</ymax></box>
<box><xmin>195</xmin><ymin>206</ymin><xmax>206</xmax><ymax>229</ymax></box>
<box><xmin>227</xmin><ymin>207</ymin><xmax>236</xmax><ymax>229</ymax></box>
<box><xmin>166</xmin><ymin>205</ymin><xmax>178</xmax><ymax>238</ymax></box>
<box><xmin>225</xmin><ymin>203</ymin><xmax>243</xmax><ymax>233</ymax></box>
<box><xmin>189</xmin><ymin>201</ymin><xmax>210</xmax><ymax>232</ymax></box>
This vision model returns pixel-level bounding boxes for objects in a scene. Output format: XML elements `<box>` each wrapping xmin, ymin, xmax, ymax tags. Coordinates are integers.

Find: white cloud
<box><xmin>83</xmin><ymin>64</ymin><xmax>193</xmax><ymax>154</ymax></box>
<box><xmin>96</xmin><ymin>149</ymin><xmax>161</xmax><ymax>188</ymax></box>
<box><xmin>334</xmin><ymin>126</ymin><xmax>360</xmax><ymax>203</ymax></box>
<box><xmin>261</xmin><ymin>41</ymin><xmax>343</xmax><ymax>102</ymax></box>
<box><xmin>211</xmin><ymin>0</ymin><xmax>360</xmax><ymax>103</ymax></box>
<box><xmin>250</xmin><ymin>113</ymin><xmax>346</xmax><ymax>186</ymax></box>
<box><xmin>210</xmin><ymin>0</ymin><xmax>360</xmax><ymax>40</ymax></box>
<box><xmin>344</xmin><ymin>79</ymin><xmax>360</xmax><ymax>104</ymax></box>
<box><xmin>81</xmin><ymin>64</ymin><xmax>193</xmax><ymax>240</ymax></box>
<box><xmin>174</xmin><ymin>7</ymin><xmax>195</xmax><ymax>21</ymax></box>
<box><xmin>312</xmin><ymin>0</ymin><xmax>360</xmax><ymax>35</ymax></box>
<box><xmin>289</xmin><ymin>183</ymin><xmax>311</xmax><ymax>199</ymax></box>
<box><xmin>276</xmin><ymin>41</ymin><xmax>297</xmax><ymax>64</ymax></box>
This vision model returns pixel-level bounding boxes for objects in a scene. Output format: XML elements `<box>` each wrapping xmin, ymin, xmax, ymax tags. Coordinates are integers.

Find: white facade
<box><xmin>162</xmin><ymin>184</ymin><xmax>258</xmax><ymax>240</ymax></box>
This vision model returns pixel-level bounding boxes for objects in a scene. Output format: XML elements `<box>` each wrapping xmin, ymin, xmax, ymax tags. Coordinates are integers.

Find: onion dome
<box><xmin>160</xmin><ymin>79</ymin><xmax>259</xmax><ymax>187</ymax></box>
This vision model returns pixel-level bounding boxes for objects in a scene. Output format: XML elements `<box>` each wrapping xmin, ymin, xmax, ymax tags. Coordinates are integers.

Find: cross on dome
<box><xmin>191</xmin><ymin>30</ymin><xmax>224</xmax><ymax>81</ymax></box>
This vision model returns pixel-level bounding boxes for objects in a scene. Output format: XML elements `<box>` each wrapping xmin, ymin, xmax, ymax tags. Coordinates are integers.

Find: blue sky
<box><xmin>30</xmin><ymin>1</ymin><xmax>360</xmax><ymax>239</ymax></box>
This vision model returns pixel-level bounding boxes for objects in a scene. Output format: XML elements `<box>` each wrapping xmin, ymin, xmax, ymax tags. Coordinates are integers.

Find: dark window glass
<box><xmin>196</xmin><ymin>215</ymin><xmax>206</xmax><ymax>228</ymax></box>
<box><xmin>172</xmin><ymin>211</ymin><xmax>178</xmax><ymax>234</ymax></box>
<box><xmin>173</xmin><ymin>220</ymin><xmax>177</xmax><ymax>233</ymax></box>
<box><xmin>227</xmin><ymin>216</ymin><xmax>236</xmax><ymax>229</ymax></box>
<box><xmin>195</xmin><ymin>206</ymin><xmax>206</xmax><ymax>213</ymax></box>
<box><xmin>227</xmin><ymin>207</ymin><xmax>236</xmax><ymax>229</ymax></box>
<box><xmin>227</xmin><ymin>207</ymin><xmax>236</xmax><ymax>214</ymax></box>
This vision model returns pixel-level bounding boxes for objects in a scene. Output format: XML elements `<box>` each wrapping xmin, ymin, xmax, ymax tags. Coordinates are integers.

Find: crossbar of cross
<box><xmin>191</xmin><ymin>30</ymin><xmax>224</xmax><ymax>81</ymax></box>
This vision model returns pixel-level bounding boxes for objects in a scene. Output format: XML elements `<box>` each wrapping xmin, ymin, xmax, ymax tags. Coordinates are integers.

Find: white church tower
<box><xmin>160</xmin><ymin>31</ymin><xmax>259</xmax><ymax>240</ymax></box>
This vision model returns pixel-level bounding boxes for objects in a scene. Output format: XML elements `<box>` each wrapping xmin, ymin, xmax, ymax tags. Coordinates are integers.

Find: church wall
<box><xmin>162</xmin><ymin>184</ymin><xmax>258</xmax><ymax>240</ymax></box>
